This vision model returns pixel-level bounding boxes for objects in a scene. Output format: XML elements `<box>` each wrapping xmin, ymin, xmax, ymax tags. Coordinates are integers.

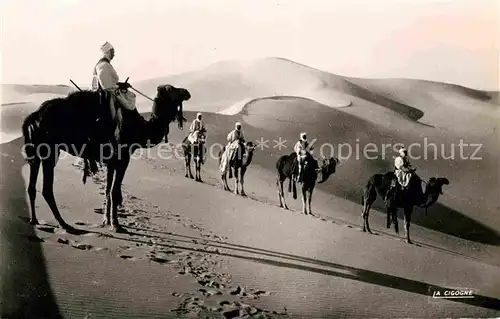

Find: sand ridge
<box><xmin>2</xmin><ymin>57</ymin><xmax>500</xmax><ymax>317</ymax></box>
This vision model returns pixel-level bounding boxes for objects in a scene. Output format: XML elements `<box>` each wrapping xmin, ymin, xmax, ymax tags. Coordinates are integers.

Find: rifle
<box><xmin>69</xmin><ymin>79</ymin><xmax>82</xmax><ymax>91</ymax></box>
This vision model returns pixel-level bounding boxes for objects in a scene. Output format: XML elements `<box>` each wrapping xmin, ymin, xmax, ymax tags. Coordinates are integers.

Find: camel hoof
<box><xmin>109</xmin><ymin>225</ymin><xmax>126</xmax><ymax>233</ymax></box>
<box><xmin>241</xmin><ymin>192</ymin><xmax>246</xmax><ymax>197</ymax></box>
<box><xmin>62</xmin><ymin>225</ymin><xmax>80</xmax><ymax>235</ymax></box>
<box><xmin>100</xmin><ymin>219</ymin><xmax>111</xmax><ymax>227</ymax></box>
<box><xmin>29</xmin><ymin>218</ymin><xmax>39</xmax><ymax>225</ymax></box>
<box><xmin>407</xmin><ymin>239</ymin><xmax>413</xmax><ymax>244</ymax></box>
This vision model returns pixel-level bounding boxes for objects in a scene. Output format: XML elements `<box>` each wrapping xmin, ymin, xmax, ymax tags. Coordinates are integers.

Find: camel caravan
<box><xmin>21</xmin><ymin>42</ymin><xmax>449</xmax><ymax>244</ymax></box>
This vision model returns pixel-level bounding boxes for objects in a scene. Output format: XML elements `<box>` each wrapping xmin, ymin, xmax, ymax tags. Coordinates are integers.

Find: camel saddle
<box><xmin>81</xmin><ymin>86</ymin><xmax>141</xmax><ymax>184</ymax></box>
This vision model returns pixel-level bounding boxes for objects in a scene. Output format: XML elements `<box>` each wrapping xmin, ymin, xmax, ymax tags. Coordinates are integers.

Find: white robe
<box><xmin>188</xmin><ymin>119</ymin><xmax>205</xmax><ymax>143</ymax></box>
<box><xmin>219</xmin><ymin>129</ymin><xmax>244</xmax><ymax>173</ymax></box>
<box><xmin>92</xmin><ymin>58</ymin><xmax>136</xmax><ymax>111</ymax></box>
<box><xmin>394</xmin><ymin>156</ymin><xmax>412</xmax><ymax>187</ymax></box>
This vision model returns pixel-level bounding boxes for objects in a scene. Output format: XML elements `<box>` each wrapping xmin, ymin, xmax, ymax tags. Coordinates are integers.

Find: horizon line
<box><xmin>1</xmin><ymin>56</ymin><xmax>499</xmax><ymax>93</ymax></box>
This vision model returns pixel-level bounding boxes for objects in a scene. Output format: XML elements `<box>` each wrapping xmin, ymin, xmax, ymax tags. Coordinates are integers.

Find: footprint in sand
<box><xmin>36</xmin><ymin>225</ymin><xmax>57</xmax><ymax>233</ymax></box>
<box><xmin>199</xmin><ymin>287</ymin><xmax>223</xmax><ymax>297</ymax></box>
<box><xmin>119</xmin><ymin>255</ymin><xmax>139</xmax><ymax>261</ymax></box>
<box><xmin>70</xmin><ymin>242</ymin><xmax>93</xmax><ymax>250</ymax></box>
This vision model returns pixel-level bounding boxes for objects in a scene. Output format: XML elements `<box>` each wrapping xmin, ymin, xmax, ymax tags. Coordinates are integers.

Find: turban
<box><xmin>100</xmin><ymin>41</ymin><xmax>114</xmax><ymax>54</ymax></box>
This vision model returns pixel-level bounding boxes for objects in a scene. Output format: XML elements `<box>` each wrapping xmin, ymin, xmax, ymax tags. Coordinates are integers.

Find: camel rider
<box><xmin>293</xmin><ymin>132</ymin><xmax>313</xmax><ymax>182</ymax></box>
<box><xmin>188</xmin><ymin>113</ymin><xmax>206</xmax><ymax>144</ymax></box>
<box><xmin>220</xmin><ymin>122</ymin><xmax>245</xmax><ymax>176</ymax></box>
<box><xmin>227</xmin><ymin>122</ymin><xmax>245</xmax><ymax>159</ymax></box>
<box><xmin>91</xmin><ymin>41</ymin><xmax>137</xmax><ymax>126</ymax></box>
<box><xmin>385</xmin><ymin>147</ymin><xmax>414</xmax><ymax>202</ymax></box>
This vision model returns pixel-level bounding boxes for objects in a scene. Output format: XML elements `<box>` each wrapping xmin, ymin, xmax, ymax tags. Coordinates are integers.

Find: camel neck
<box><xmin>140</xmin><ymin>101</ymin><xmax>171</xmax><ymax>146</ymax></box>
<box><xmin>244</xmin><ymin>151</ymin><xmax>253</xmax><ymax>167</ymax></box>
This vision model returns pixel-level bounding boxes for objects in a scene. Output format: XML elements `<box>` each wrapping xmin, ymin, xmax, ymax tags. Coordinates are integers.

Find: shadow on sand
<box><xmin>349</xmin><ymin>188</ymin><xmax>500</xmax><ymax>246</ymax></box>
<box><xmin>92</xmin><ymin>225</ymin><xmax>500</xmax><ymax>312</ymax></box>
<box><xmin>0</xmin><ymin>138</ymin><xmax>62</xmax><ymax>318</ymax></box>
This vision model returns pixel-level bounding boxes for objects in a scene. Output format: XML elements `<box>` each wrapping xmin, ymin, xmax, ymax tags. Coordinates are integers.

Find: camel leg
<box><xmin>184</xmin><ymin>154</ymin><xmax>190</xmax><ymax>178</ymax></box>
<box><xmin>27</xmin><ymin>158</ymin><xmax>41</xmax><ymax>225</ymax></box>
<box><xmin>277</xmin><ymin>177</ymin><xmax>289</xmax><ymax>210</ymax></box>
<box><xmin>102</xmin><ymin>163</ymin><xmax>115</xmax><ymax>226</ymax></box>
<box><xmin>41</xmin><ymin>158</ymin><xmax>74</xmax><ymax>231</ymax></box>
<box><xmin>195</xmin><ymin>160</ymin><xmax>200</xmax><ymax>181</ymax></box>
<box><xmin>196</xmin><ymin>157</ymin><xmax>203</xmax><ymax>182</ymax></box>
<box><xmin>301</xmin><ymin>187</ymin><xmax>307</xmax><ymax>214</ymax></box>
<box><xmin>221</xmin><ymin>172</ymin><xmax>231</xmax><ymax>191</ymax></box>
<box><xmin>234</xmin><ymin>168</ymin><xmax>240</xmax><ymax>195</ymax></box>
<box><xmin>361</xmin><ymin>189</ymin><xmax>373</xmax><ymax>233</ymax></box>
<box><xmin>386</xmin><ymin>205</ymin><xmax>392</xmax><ymax>229</ymax></box>
<box><xmin>194</xmin><ymin>160</ymin><xmax>200</xmax><ymax>182</ymax></box>
<box><xmin>292</xmin><ymin>181</ymin><xmax>297</xmax><ymax>200</ymax></box>
<box><xmin>187</xmin><ymin>155</ymin><xmax>194</xmax><ymax>179</ymax></box>
<box><xmin>196</xmin><ymin>146</ymin><xmax>203</xmax><ymax>182</ymax></box>
<box><xmin>361</xmin><ymin>197</ymin><xmax>372</xmax><ymax>234</ymax></box>
<box><xmin>109</xmin><ymin>158</ymin><xmax>129</xmax><ymax>233</ymax></box>
<box><xmin>404</xmin><ymin>206</ymin><xmax>413</xmax><ymax>244</ymax></box>
<box><xmin>240</xmin><ymin>168</ymin><xmax>246</xmax><ymax>196</ymax></box>
<box><xmin>307</xmin><ymin>189</ymin><xmax>313</xmax><ymax>215</ymax></box>
<box><xmin>392</xmin><ymin>207</ymin><xmax>399</xmax><ymax>235</ymax></box>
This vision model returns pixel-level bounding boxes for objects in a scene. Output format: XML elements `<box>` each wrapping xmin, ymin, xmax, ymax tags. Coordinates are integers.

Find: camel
<box><xmin>218</xmin><ymin>141</ymin><xmax>256</xmax><ymax>196</ymax></box>
<box><xmin>361</xmin><ymin>171</ymin><xmax>449</xmax><ymax>244</ymax></box>
<box><xmin>181</xmin><ymin>128</ymin><xmax>206</xmax><ymax>182</ymax></box>
<box><xmin>22</xmin><ymin>84</ymin><xmax>190</xmax><ymax>233</ymax></box>
<box><xmin>276</xmin><ymin>152</ymin><xmax>338</xmax><ymax>215</ymax></box>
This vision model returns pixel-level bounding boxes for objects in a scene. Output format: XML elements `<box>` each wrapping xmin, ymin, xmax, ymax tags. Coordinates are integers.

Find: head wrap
<box><xmin>100</xmin><ymin>41</ymin><xmax>114</xmax><ymax>54</ymax></box>
<box><xmin>398</xmin><ymin>147</ymin><xmax>407</xmax><ymax>156</ymax></box>
<box><xmin>235</xmin><ymin>122</ymin><xmax>242</xmax><ymax>129</ymax></box>
<box><xmin>300</xmin><ymin>132</ymin><xmax>307</xmax><ymax>141</ymax></box>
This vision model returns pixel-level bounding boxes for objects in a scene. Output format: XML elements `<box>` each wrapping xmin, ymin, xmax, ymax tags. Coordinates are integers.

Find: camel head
<box><xmin>245</xmin><ymin>141</ymin><xmax>257</xmax><ymax>152</ymax></box>
<box><xmin>316</xmin><ymin>156</ymin><xmax>339</xmax><ymax>184</ymax></box>
<box><xmin>153</xmin><ymin>84</ymin><xmax>190</xmax><ymax>137</ymax></box>
<box><xmin>420</xmin><ymin>177</ymin><xmax>450</xmax><ymax>211</ymax></box>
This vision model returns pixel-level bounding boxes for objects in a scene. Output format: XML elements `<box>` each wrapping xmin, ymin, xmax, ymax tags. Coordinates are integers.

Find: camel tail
<box><xmin>21</xmin><ymin>112</ymin><xmax>39</xmax><ymax>162</ymax></box>
<box><xmin>288</xmin><ymin>177</ymin><xmax>292</xmax><ymax>193</ymax></box>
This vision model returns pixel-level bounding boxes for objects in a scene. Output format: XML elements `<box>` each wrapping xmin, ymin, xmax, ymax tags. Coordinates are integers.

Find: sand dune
<box><xmin>1</xmin><ymin>84</ymin><xmax>73</xmax><ymax>105</ymax></box>
<box><xmin>1</xmin><ymin>57</ymin><xmax>498</xmax><ymax>224</ymax></box>
<box><xmin>2</xmin><ymin>57</ymin><xmax>500</xmax><ymax>317</ymax></box>
<box><xmin>134</xmin><ymin>57</ymin><xmax>353</xmax><ymax>113</ymax></box>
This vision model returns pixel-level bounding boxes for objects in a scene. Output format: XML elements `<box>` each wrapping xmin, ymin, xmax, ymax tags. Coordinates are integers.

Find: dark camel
<box><xmin>181</xmin><ymin>128</ymin><xmax>206</xmax><ymax>182</ymax></box>
<box><xmin>218</xmin><ymin>141</ymin><xmax>256</xmax><ymax>196</ymax></box>
<box><xmin>361</xmin><ymin>171</ymin><xmax>449</xmax><ymax>244</ymax></box>
<box><xmin>276</xmin><ymin>152</ymin><xmax>338</xmax><ymax>215</ymax></box>
<box><xmin>22</xmin><ymin>84</ymin><xmax>190</xmax><ymax>233</ymax></box>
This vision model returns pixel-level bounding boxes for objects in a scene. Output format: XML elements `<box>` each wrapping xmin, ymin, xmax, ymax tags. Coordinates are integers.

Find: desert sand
<box><xmin>1</xmin><ymin>57</ymin><xmax>500</xmax><ymax>318</ymax></box>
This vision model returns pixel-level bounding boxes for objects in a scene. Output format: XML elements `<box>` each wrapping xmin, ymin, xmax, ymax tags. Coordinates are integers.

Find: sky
<box><xmin>1</xmin><ymin>0</ymin><xmax>499</xmax><ymax>90</ymax></box>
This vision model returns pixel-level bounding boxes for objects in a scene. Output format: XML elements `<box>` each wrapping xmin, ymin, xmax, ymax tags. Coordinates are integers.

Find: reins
<box><xmin>129</xmin><ymin>86</ymin><xmax>155</xmax><ymax>102</ymax></box>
